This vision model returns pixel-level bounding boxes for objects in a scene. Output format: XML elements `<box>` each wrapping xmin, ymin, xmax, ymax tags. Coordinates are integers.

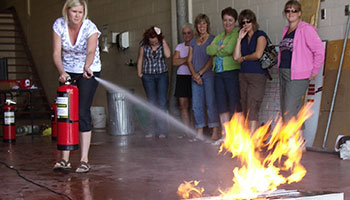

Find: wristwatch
<box><xmin>198</xmin><ymin>71</ymin><xmax>203</xmax><ymax>77</ymax></box>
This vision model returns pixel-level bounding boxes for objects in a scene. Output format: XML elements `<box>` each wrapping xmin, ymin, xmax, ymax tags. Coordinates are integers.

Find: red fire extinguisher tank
<box><xmin>51</xmin><ymin>103</ymin><xmax>57</xmax><ymax>140</ymax></box>
<box><xmin>56</xmin><ymin>83</ymin><xmax>79</xmax><ymax>150</ymax></box>
<box><xmin>2</xmin><ymin>103</ymin><xmax>16</xmax><ymax>143</ymax></box>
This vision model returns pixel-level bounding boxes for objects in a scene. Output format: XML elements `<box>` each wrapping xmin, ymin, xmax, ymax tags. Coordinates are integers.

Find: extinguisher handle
<box><xmin>5</xmin><ymin>99</ymin><xmax>16</xmax><ymax>105</ymax></box>
<box><xmin>65</xmin><ymin>76</ymin><xmax>72</xmax><ymax>85</ymax></box>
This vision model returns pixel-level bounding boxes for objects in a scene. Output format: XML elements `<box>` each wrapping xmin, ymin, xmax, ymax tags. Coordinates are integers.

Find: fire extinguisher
<box><xmin>56</xmin><ymin>77</ymin><xmax>79</xmax><ymax>150</ymax></box>
<box><xmin>2</xmin><ymin>99</ymin><xmax>16</xmax><ymax>143</ymax></box>
<box><xmin>51</xmin><ymin>103</ymin><xmax>57</xmax><ymax>140</ymax></box>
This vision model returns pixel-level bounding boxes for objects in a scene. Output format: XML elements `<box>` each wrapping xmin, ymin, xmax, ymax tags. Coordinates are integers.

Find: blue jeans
<box><xmin>141</xmin><ymin>72</ymin><xmax>169</xmax><ymax>135</ymax></box>
<box><xmin>192</xmin><ymin>76</ymin><xmax>220</xmax><ymax>128</ymax></box>
<box><xmin>215</xmin><ymin>70</ymin><xmax>241</xmax><ymax>114</ymax></box>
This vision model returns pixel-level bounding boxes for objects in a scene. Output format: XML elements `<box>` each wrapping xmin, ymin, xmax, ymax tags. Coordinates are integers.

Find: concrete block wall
<box><xmin>318</xmin><ymin>0</ymin><xmax>349</xmax><ymax>41</ymax></box>
<box><xmin>192</xmin><ymin>0</ymin><xmax>350</xmax><ymax>42</ymax></box>
<box><xmin>88</xmin><ymin>0</ymin><xmax>172</xmax><ymax>106</ymax></box>
<box><xmin>192</xmin><ymin>0</ymin><xmax>235</xmax><ymax>35</ymax></box>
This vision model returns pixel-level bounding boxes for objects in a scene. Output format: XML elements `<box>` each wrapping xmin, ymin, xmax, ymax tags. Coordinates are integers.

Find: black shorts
<box><xmin>174</xmin><ymin>75</ymin><xmax>192</xmax><ymax>98</ymax></box>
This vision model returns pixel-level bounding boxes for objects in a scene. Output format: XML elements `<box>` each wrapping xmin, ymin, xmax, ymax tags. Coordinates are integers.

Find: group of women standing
<box><xmin>137</xmin><ymin>0</ymin><xmax>324</xmax><ymax>142</ymax></box>
<box><xmin>190</xmin><ymin>7</ymin><xmax>269</xmax><ymax>140</ymax></box>
<box><xmin>175</xmin><ymin>7</ymin><xmax>269</xmax><ymax>140</ymax></box>
<box><xmin>52</xmin><ymin>0</ymin><xmax>324</xmax><ymax>172</ymax></box>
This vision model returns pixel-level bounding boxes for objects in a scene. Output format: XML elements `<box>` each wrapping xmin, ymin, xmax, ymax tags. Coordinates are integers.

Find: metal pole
<box><xmin>322</xmin><ymin>14</ymin><xmax>350</xmax><ymax>149</ymax></box>
<box><xmin>176</xmin><ymin>0</ymin><xmax>188</xmax><ymax>43</ymax></box>
<box><xmin>168</xmin><ymin>0</ymin><xmax>188</xmax><ymax>117</ymax></box>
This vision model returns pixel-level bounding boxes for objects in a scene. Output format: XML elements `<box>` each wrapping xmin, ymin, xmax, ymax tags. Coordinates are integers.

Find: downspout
<box><xmin>168</xmin><ymin>0</ymin><xmax>188</xmax><ymax>117</ymax></box>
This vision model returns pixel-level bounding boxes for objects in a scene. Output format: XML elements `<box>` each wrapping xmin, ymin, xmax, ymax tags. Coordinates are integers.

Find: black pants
<box><xmin>67</xmin><ymin>72</ymin><xmax>100</xmax><ymax>132</ymax></box>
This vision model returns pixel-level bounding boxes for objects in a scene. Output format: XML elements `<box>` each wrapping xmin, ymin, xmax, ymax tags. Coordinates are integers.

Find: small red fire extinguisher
<box><xmin>56</xmin><ymin>78</ymin><xmax>79</xmax><ymax>150</ymax></box>
<box><xmin>2</xmin><ymin>99</ymin><xmax>16</xmax><ymax>143</ymax></box>
<box><xmin>51</xmin><ymin>103</ymin><xmax>57</xmax><ymax>140</ymax></box>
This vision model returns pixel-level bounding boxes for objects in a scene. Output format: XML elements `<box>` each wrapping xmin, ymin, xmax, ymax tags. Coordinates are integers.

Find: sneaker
<box><xmin>53</xmin><ymin>160</ymin><xmax>71</xmax><ymax>171</ymax></box>
<box><xmin>196</xmin><ymin>133</ymin><xmax>204</xmax><ymax>141</ymax></box>
<box><xmin>212</xmin><ymin>138</ymin><xmax>224</xmax><ymax>146</ymax></box>
<box><xmin>177</xmin><ymin>135</ymin><xmax>184</xmax><ymax>139</ymax></box>
<box><xmin>76</xmin><ymin>161</ymin><xmax>91</xmax><ymax>173</ymax></box>
<box><xmin>158</xmin><ymin>134</ymin><xmax>167</xmax><ymax>139</ymax></box>
<box><xmin>145</xmin><ymin>134</ymin><xmax>153</xmax><ymax>138</ymax></box>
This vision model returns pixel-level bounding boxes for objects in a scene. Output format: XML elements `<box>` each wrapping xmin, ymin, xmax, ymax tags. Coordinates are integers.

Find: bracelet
<box><xmin>198</xmin><ymin>71</ymin><xmax>202</xmax><ymax>77</ymax></box>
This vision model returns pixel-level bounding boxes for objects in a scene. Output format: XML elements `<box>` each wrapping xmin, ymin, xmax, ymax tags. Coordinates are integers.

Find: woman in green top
<box><xmin>207</xmin><ymin>7</ymin><xmax>241</xmax><ymax>140</ymax></box>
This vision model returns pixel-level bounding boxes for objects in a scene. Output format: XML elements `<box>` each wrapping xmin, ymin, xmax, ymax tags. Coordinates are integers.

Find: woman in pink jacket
<box><xmin>278</xmin><ymin>0</ymin><xmax>325</xmax><ymax>125</ymax></box>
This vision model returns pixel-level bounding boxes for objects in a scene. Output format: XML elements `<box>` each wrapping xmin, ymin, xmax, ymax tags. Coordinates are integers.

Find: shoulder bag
<box><xmin>259</xmin><ymin>36</ymin><xmax>278</xmax><ymax>69</ymax></box>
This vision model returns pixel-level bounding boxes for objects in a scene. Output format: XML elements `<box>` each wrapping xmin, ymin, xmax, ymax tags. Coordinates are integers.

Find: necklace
<box><xmin>288</xmin><ymin>21</ymin><xmax>299</xmax><ymax>34</ymax></box>
<box><xmin>287</xmin><ymin>26</ymin><xmax>297</xmax><ymax>35</ymax></box>
<box><xmin>198</xmin><ymin>33</ymin><xmax>208</xmax><ymax>45</ymax></box>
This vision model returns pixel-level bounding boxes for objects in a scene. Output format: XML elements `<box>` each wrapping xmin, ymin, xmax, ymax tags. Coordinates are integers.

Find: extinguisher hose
<box><xmin>0</xmin><ymin>160</ymin><xmax>73</xmax><ymax>200</ymax></box>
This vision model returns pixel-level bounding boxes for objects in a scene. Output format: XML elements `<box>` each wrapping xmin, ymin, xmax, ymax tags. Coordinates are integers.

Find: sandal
<box><xmin>76</xmin><ymin>161</ymin><xmax>91</xmax><ymax>173</ymax></box>
<box><xmin>158</xmin><ymin>134</ymin><xmax>167</xmax><ymax>139</ymax></box>
<box><xmin>53</xmin><ymin>160</ymin><xmax>71</xmax><ymax>171</ymax></box>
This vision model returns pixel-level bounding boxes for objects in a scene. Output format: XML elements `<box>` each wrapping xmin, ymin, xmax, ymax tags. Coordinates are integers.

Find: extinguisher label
<box><xmin>4</xmin><ymin>111</ymin><xmax>15</xmax><ymax>125</ymax></box>
<box><xmin>56</xmin><ymin>97</ymin><xmax>69</xmax><ymax>118</ymax></box>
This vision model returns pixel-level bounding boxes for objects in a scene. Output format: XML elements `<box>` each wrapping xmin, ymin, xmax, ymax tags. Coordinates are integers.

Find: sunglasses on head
<box><xmin>241</xmin><ymin>20</ymin><xmax>252</xmax><ymax>25</ymax></box>
<box><xmin>182</xmin><ymin>31</ymin><xmax>192</xmax><ymax>35</ymax></box>
<box><xmin>284</xmin><ymin>9</ymin><xmax>299</xmax><ymax>13</ymax></box>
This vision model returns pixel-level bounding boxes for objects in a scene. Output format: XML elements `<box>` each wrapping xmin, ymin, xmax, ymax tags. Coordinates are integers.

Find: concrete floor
<box><xmin>0</xmin><ymin>129</ymin><xmax>349</xmax><ymax>200</ymax></box>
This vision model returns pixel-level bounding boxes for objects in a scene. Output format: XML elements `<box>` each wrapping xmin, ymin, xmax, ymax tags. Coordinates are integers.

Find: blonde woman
<box><xmin>52</xmin><ymin>0</ymin><xmax>101</xmax><ymax>173</ymax></box>
<box><xmin>187</xmin><ymin>14</ymin><xmax>220</xmax><ymax>140</ymax></box>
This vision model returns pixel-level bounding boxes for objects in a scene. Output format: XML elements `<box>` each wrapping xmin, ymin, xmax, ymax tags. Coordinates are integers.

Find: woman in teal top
<box><xmin>207</xmin><ymin>7</ymin><xmax>241</xmax><ymax>140</ymax></box>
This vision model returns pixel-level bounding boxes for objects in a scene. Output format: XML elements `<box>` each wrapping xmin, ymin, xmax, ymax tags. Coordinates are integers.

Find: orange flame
<box><xmin>177</xmin><ymin>104</ymin><xmax>312</xmax><ymax>199</ymax></box>
<box><xmin>177</xmin><ymin>181</ymin><xmax>205</xmax><ymax>199</ymax></box>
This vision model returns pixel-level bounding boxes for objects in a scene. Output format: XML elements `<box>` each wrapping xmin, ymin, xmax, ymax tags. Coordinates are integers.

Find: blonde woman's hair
<box><xmin>284</xmin><ymin>0</ymin><xmax>302</xmax><ymax>12</ymax></box>
<box><xmin>62</xmin><ymin>0</ymin><xmax>88</xmax><ymax>22</ymax></box>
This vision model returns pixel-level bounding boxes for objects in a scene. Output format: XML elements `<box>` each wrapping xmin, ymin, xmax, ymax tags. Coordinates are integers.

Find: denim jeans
<box><xmin>192</xmin><ymin>75</ymin><xmax>220</xmax><ymax>129</ymax></box>
<box><xmin>141</xmin><ymin>72</ymin><xmax>169</xmax><ymax>135</ymax></box>
<box><xmin>215</xmin><ymin>70</ymin><xmax>241</xmax><ymax>115</ymax></box>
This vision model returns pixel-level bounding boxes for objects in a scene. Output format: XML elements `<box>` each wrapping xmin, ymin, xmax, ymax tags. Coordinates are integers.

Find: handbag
<box><xmin>259</xmin><ymin>36</ymin><xmax>277</xmax><ymax>69</ymax></box>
